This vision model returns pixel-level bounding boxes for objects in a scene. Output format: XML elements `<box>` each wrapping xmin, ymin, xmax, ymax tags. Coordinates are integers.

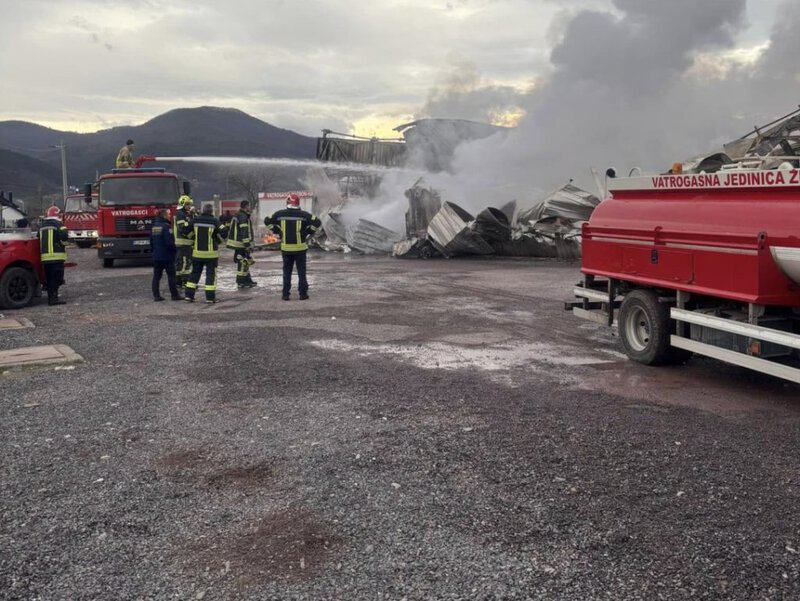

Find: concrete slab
<box><xmin>0</xmin><ymin>345</ymin><xmax>83</xmax><ymax>369</ymax></box>
<box><xmin>0</xmin><ymin>317</ymin><xmax>35</xmax><ymax>330</ymax></box>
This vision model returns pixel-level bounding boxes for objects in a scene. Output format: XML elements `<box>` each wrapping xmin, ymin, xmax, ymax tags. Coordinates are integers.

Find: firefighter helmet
<box><xmin>287</xmin><ymin>194</ymin><xmax>301</xmax><ymax>208</ymax></box>
<box><xmin>178</xmin><ymin>195</ymin><xmax>193</xmax><ymax>208</ymax></box>
<box><xmin>45</xmin><ymin>205</ymin><xmax>61</xmax><ymax>219</ymax></box>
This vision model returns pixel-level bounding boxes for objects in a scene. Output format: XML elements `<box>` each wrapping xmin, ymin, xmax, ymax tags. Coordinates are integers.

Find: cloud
<box><xmin>0</xmin><ymin>0</ymin><xmax>559</xmax><ymax>135</ymax></box>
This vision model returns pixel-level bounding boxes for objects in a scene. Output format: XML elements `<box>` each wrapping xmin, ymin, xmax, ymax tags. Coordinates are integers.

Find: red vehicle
<box><xmin>569</xmin><ymin>165</ymin><xmax>800</xmax><ymax>384</ymax></box>
<box><xmin>85</xmin><ymin>158</ymin><xmax>190</xmax><ymax>267</ymax></box>
<box><xmin>64</xmin><ymin>193</ymin><xmax>98</xmax><ymax>248</ymax></box>
<box><xmin>0</xmin><ymin>197</ymin><xmax>42</xmax><ymax>309</ymax></box>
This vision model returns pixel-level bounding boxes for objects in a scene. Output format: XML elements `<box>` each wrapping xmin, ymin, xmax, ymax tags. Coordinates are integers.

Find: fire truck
<box><xmin>0</xmin><ymin>195</ymin><xmax>43</xmax><ymax>309</ymax></box>
<box><xmin>84</xmin><ymin>157</ymin><xmax>190</xmax><ymax>267</ymax></box>
<box><xmin>64</xmin><ymin>193</ymin><xmax>98</xmax><ymax>248</ymax></box>
<box><xmin>569</xmin><ymin>163</ymin><xmax>800</xmax><ymax>384</ymax></box>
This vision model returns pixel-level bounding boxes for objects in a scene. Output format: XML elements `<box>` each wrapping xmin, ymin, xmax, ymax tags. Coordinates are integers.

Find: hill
<box><xmin>0</xmin><ymin>148</ymin><xmax>62</xmax><ymax>197</ymax></box>
<box><xmin>0</xmin><ymin>107</ymin><xmax>318</xmax><ymax>200</ymax></box>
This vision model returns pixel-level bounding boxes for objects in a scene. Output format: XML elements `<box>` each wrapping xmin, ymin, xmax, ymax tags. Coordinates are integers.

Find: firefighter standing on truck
<box><xmin>184</xmin><ymin>204</ymin><xmax>225</xmax><ymax>304</ymax></box>
<box><xmin>264</xmin><ymin>194</ymin><xmax>321</xmax><ymax>300</ymax></box>
<box><xmin>39</xmin><ymin>206</ymin><xmax>69</xmax><ymax>306</ymax></box>
<box><xmin>226</xmin><ymin>200</ymin><xmax>257</xmax><ymax>289</ymax></box>
<box><xmin>115</xmin><ymin>139</ymin><xmax>135</xmax><ymax>169</ymax></box>
<box><xmin>173</xmin><ymin>194</ymin><xmax>194</xmax><ymax>287</ymax></box>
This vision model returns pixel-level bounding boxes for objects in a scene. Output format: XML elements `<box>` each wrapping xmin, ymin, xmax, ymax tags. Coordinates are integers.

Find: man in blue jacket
<box><xmin>150</xmin><ymin>209</ymin><xmax>182</xmax><ymax>301</ymax></box>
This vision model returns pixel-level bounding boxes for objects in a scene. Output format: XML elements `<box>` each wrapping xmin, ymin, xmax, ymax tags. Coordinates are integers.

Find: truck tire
<box><xmin>103</xmin><ymin>258</ymin><xmax>114</xmax><ymax>268</ymax></box>
<box><xmin>618</xmin><ymin>289</ymin><xmax>673</xmax><ymax>366</ymax></box>
<box><xmin>0</xmin><ymin>267</ymin><xmax>36</xmax><ymax>310</ymax></box>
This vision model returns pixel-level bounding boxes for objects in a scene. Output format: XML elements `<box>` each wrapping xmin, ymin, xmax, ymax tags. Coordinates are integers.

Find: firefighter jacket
<box><xmin>150</xmin><ymin>216</ymin><xmax>177</xmax><ymax>262</ymax></box>
<box><xmin>115</xmin><ymin>145</ymin><xmax>134</xmax><ymax>169</ymax></box>
<box><xmin>188</xmin><ymin>214</ymin><xmax>225</xmax><ymax>260</ymax></box>
<box><xmin>264</xmin><ymin>208</ymin><xmax>321</xmax><ymax>253</ymax></box>
<box><xmin>173</xmin><ymin>207</ymin><xmax>193</xmax><ymax>247</ymax></box>
<box><xmin>226</xmin><ymin>210</ymin><xmax>253</xmax><ymax>249</ymax></box>
<box><xmin>39</xmin><ymin>218</ymin><xmax>69</xmax><ymax>263</ymax></box>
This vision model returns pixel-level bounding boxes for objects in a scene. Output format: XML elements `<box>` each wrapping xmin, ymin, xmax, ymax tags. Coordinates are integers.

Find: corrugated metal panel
<box><xmin>427</xmin><ymin>202</ymin><xmax>494</xmax><ymax>257</ymax></box>
<box><xmin>347</xmin><ymin>219</ymin><xmax>403</xmax><ymax>254</ymax></box>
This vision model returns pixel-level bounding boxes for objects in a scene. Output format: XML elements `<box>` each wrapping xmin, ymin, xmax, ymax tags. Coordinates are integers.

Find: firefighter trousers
<box><xmin>282</xmin><ymin>251</ymin><xmax>307</xmax><ymax>297</ymax></box>
<box><xmin>43</xmin><ymin>261</ymin><xmax>65</xmax><ymax>302</ymax></box>
<box><xmin>185</xmin><ymin>258</ymin><xmax>218</xmax><ymax>301</ymax></box>
<box><xmin>234</xmin><ymin>249</ymin><xmax>254</xmax><ymax>286</ymax></box>
<box><xmin>152</xmin><ymin>260</ymin><xmax>180</xmax><ymax>299</ymax></box>
<box><xmin>175</xmin><ymin>245</ymin><xmax>193</xmax><ymax>286</ymax></box>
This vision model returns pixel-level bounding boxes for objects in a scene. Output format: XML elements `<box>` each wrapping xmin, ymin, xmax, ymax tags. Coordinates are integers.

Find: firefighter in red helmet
<box><xmin>39</xmin><ymin>205</ymin><xmax>70</xmax><ymax>305</ymax></box>
<box><xmin>264</xmin><ymin>194</ymin><xmax>321</xmax><ymax>300</ymax></box>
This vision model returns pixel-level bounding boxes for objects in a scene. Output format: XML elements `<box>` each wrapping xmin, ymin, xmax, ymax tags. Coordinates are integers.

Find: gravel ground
<box><xmin>2</xmin><ymin>248</ymin><xmax>800</xmax><ymax>600</ymax></box>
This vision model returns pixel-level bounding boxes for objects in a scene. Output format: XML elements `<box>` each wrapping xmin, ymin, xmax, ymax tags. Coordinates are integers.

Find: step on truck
<box><xmin>568</xmin><ymin>163</ymin><xmax>800</xmax><ymax>384</ymax></box>
<box><xmin>85</xmin><ymin>157</ymin><xmax>190</xmax><ymax>267</ymax></box>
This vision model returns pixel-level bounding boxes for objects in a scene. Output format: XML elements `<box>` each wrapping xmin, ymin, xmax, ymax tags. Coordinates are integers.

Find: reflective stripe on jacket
<box><xmin>188</xmin><ymin>214</ymin><xmax>224</xmax><ymax>259</ymax></box>
<box><xmin>39</xmin><ymin>218</ymin><xmax>68</xmax><ymax>262</ymax></box>
<box><xmin>264</xmin><ymin>208</ymin><xmax>321</xmax><ymax>253</ymax></box>
<box><xmin>226</xmin><ymin>210</ymin><xmax>253</xmax><ymax>249</ymax></box>
<box><xmin>173</xmin><ymin>207</ymin><xmax>193</xmax><ymax>246</ymax></box>
<box><xmin>150</xmin><ymin>216</ymin><xmax>177</xmax><ymax>262</ymax></box>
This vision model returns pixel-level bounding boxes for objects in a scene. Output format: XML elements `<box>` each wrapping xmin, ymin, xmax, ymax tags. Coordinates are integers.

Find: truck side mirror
<box><xmin>84</xmin><ymin>183</ymin><xmax>93</xmax><ymax>203</ymax></box>
<box><xmin>183</xmin><ymin>181</ymin><xmax>191</xmax><ymax>196</ymax></box>
<box><xmin>605</xmin><ymin>168</ymin><xmax>617</xmax><ymax>179</ymax></box>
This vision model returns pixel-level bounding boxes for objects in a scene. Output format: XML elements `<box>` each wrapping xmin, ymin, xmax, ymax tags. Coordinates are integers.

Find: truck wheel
<box><xmin>0</xmin><ymin>267</ymin><xmax>36</xmax><ymax>309</ymax></box>
<box><xmin>103</xmin><ymin>258</ymin><xmax>114</xmax><ymax>268</ymax></box>
<box><xmin>618</xmin><ymin>289</ymin><xmax>672</xmax><ymax>366</ymax></box>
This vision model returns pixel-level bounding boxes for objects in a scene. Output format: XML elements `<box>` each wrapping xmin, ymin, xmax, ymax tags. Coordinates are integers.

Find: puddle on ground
<box><xmin>308</xmin><ymin>338</ymin><xmax>614</xmax><ymax>373</ymax></box>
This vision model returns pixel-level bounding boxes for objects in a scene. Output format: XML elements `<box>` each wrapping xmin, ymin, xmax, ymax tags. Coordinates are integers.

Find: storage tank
<box><xmin>581</xmin><ymin>168</ymin><xmax>800</xmax><ymax>306</ymax></box>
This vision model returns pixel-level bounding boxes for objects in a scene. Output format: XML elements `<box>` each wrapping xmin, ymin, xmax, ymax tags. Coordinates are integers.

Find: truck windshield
<box><xmin>99</xmin><ymin>177</ymin><xmax>179</xmax><ymax>207</ymax></box>
<box><xmin>65</xmin><ymin>197</ymin><xmax>97</xmax><ymax>212</ymax></box>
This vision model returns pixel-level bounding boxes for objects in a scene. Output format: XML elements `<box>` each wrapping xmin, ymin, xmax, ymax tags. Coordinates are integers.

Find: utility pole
<box><xmin>52</xmin><ymin>141</ymin><xmax>68</xmax><ymax>205</ymax></box>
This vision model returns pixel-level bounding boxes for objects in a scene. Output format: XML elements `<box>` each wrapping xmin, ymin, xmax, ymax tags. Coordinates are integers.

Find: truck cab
<box><xmin>88</xmin><ymin>167</ymin><xmax>190</xmax><ymax>267</ymax></box>
<box><xmin>64</xmin><ymin>193</ymin><xmax>98</xmax><ymax>248</ymax></box>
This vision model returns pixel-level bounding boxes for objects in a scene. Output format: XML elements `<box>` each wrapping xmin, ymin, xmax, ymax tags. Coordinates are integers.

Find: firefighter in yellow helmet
<box><xmin>184</xmin><ymin>204</ymin><xmax>225</xmax><ymax>304</ymax></box>
<box><xmin>173</xmin><ymin>194</ymin><xmax>194</xmax><ymax>288</ymax></box>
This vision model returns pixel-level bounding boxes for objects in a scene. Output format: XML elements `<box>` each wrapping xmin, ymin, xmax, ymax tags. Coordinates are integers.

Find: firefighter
<box><xmin>115</xmin><ymin>139</ymin><xmax>135</xmax><ymax>169</ymax></box>
<box><xmin>173</xmin><ymin>194</ymin><xmax>194</xmax><ymax>287</ymax></box>
<box><xmin>150</xmin><ymin>209</ymin><xmax>182</xmax><ymax>302</ymax></box>
<box><xmin>226</xmin><ymin>200</ymin><xmax>257</xmax><ymax>289</ymax></box>
<box><xmin>39</xmin><ymin>206</ymin><xmax>69</xmax><ymax>306</ymax></box>
<box><xmin>184</xmin><ymin>203</ymin><xmax>225</xmax><ymax>304</ymax></box>
<box><xmin>264</xmin><ymin>194</ymin><xmax>321</xmax><ymax>300</ymax></box>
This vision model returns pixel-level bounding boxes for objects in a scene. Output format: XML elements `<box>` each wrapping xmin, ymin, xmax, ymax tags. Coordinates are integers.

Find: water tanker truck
<box><xmin>568</xmin><ymin>163</ymin><xmax>800</xmax><ymax>384</ymax></box>
<box><xmin>85</xmin><ymin>156</ymin><xmax>190</xmax><ymax>267</ymax></box>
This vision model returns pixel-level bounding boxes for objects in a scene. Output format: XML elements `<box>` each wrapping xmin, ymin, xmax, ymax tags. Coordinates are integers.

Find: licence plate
<box><xmin>133</xmin><ymin>240</ymin><xmax>150</xmax><ymax>246</ymax></box>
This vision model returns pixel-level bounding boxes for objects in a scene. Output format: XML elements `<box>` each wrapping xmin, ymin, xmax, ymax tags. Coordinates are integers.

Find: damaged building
<box><xmin>311</xmin><ymin>118</ymin><xmax>600</xmax><ymax>260</ymax></box>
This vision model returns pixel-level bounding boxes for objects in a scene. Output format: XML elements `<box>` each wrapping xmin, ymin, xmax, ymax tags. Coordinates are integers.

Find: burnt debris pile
<box><xmin>310</xmin><ymin>179</ymin><xmax>599</xmax><ymax>260</ymax></box>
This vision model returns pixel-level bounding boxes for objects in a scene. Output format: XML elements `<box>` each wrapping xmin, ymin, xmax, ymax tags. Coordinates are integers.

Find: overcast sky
<box><xmin>0</xmin><ymin>0</ymin><xmax>787</xmax><ymax>137</ymax></box>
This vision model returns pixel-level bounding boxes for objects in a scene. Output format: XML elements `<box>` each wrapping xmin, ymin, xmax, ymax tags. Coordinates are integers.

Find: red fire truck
<box><xmin>64</xmin><ymin>193</ymin><xmax>98</xmax><ymax>248</ymax></box>
<box><xmin>0</xmin><ymin>195</ymin><xmax>42</xmax><ymax>309</ymax></box>
<box><xmin>569</xmin><ymin>164</ymin><xmax>800</xmax><ymax>384</ymax></box>
<box><xmin>84</xmin><ymin>159</ymin><xmax>190</xmax><ymax>267</ymax></box>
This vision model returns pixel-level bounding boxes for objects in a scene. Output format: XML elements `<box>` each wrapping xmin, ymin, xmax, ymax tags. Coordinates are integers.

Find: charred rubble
<box><xmin>309</xmin><ymin>179</ymin><xmax>600</xmax><ymax>260</ymax></box>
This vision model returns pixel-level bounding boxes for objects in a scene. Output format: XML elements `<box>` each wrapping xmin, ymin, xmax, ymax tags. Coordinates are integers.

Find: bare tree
<box><xmin>224</xmin><ymin>166</ymin><xmax>277</xmax><ymax>207</ymax></box>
